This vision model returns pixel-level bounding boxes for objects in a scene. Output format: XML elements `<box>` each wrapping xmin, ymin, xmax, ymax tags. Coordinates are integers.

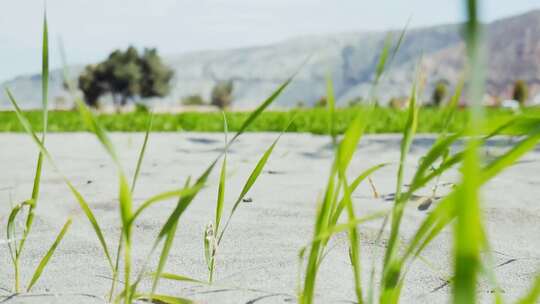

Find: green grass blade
<box><xmin>158</xmin><ymin>273</ymin><xmax>206</xmax><ymax>284</ymax></box>
<box><xmin>152</xmin><ymin>222</ymin><xmax>178</xmax><ymax>293</ymax></box>
<box><xmin>388</xmin><ymin>19</ymin><xmax>409</xmax><ymax>68</ymax></box>
<box><xmin>337</xmin><ymin>110</ymin><xmax>370</xmax><ymax>167</ymax></box>
<box><xmin>326</xmin><ymin>74</ymin><xmax>336</xmax><ymax>144</ymax></box>
<box><xmin>304</xmin><ymin>210</ymin><xmax>389</xmax><ymax>247</ymax></box>
<box><xmin>453</xmin><ymin>0</ymin><xmax>487</xmax><ymax>301</ymax></box>
<box><xmin>229</xmin><ymin>62</ymin><xmax>305</xmax><ymax>144</ymax></box>
<box><xmin>517</xmin><ymin>274</ymin><xmax>540</xmax><ymax>304</ymax></box>
<box><xmin>215</xmin><ymin>113</ymin><xmax>228</xmax><ymax>234</ymax></box>
<box><xmin>217</xmin><ymin>132</ymin><xmax>282</xmax><ymax>244</ymax></box>
<box><xmin>329</xmin><ymin>163</ymin><xmax>388</xmax><ymax>226</ymax></box>
<box><xmin>301</xmin><ymin>165</ymin><xmax>338</xmax><ymax>304</ymax></box>
<box><xmin>134</xmin><ymin>294</ymin><xmax>194</xmax><ymax>304</ymax></box>
<box><xmin>76</xmin><ymin>98</ymin><xmax>134</xmax><ymax>302</ymax></box>
<box><xmin>41</xmin><ymin>11</ymin><xmax>49</xmax><ymax>128</ymax></box>
<box><xmin>151</xmin><ymin>161</ymin><xmax>217</xmax><ymax>294</ymax></box>
<box><xmin>131</xmin><ymin>113</ymin><xmax>153</xmax><ymax>192</ymax></box>
<box><xmin>130</xmin><ymin>186</ymin><xmax>204</xmax><ymax>225</ymax></box>
<box><xmin>335</xmin><ymin>143</ymin><xmax>364</xmax><ymax>302</ymax></box>
<box><xmin>375</xmin><ymin>35</ymin><xmax>392</xmax><ymax>84</ymax></box>
<box><xmin>18</xmin><ymin>11</ymin><xmax>50</xmax><ymax>264</ymax></box>
<box><xmin>381</xmin><ymin>73</ymin><xmax>419</xmax><ymax>301</ymax></box>
<box><xmin>76</xmin><ymin>99</ymin><xmax>120</xmax><ymax>164</ymax></box>
<box><xmin>27</xmin><ymin>218</ymin><xmax>72</xmax><ymax>291</ymax></box>
<box><xmin>481</xmin><ymin>131</ymin><xmax>540</xmax><ymax>181</ymax></box>
<box><xmin>383</xmin><ymin>74</ymin><xmax>419</xmax><ymax>264</ymax></box>
<box><xmin>6</xmin><ymin>89</ymin><xmax>114</xmax><ymax>270</ymax></box>
<box><xmin>441</xmin><ymin>77</ymin><xmax>465</xmax><ymax>133</ymax></box>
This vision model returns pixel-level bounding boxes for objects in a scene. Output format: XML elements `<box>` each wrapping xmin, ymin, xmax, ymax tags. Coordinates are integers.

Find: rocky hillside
<box><xmin>2</xmin><ymin>9</ymin><xmax>540</xmax><ymax>109</ymax></box>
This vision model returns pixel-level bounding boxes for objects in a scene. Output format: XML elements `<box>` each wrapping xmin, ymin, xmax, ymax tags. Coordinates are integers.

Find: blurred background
<box><xmin>1</xmin><ymin>0</ymin><xmax>539</xmax><ymax>110</ymax></box>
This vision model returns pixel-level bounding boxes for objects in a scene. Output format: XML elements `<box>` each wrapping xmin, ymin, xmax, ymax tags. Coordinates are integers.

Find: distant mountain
<box><xmin>2</xmin><ymin>9</ymin><xmax>540</xmax><ymax>109</ymax></box>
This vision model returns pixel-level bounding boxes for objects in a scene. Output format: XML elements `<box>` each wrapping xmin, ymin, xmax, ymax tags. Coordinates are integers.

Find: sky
<box><xmin>0</xmin><ymin>0</ymin><xmax>539</xmax><ymax>82</ymax></box>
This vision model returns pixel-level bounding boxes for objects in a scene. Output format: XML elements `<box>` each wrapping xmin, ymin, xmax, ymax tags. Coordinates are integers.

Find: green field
<box><xmin>1</xmin><ymin>107</ymin><xmax>537</xmax><ymax>134</ymax></box>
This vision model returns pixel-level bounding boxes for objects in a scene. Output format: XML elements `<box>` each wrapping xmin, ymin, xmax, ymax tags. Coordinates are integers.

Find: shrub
<box><xmin>182</xmin><ymin>94</ymin><xmax>205</xmax><ymax>106</ymax></box>
<box><xmin>513</xmin><ymin>79</ymin><xmax>529</xmax><ymax>105</ymax></box>
<box><xmin>211</xmin><ymin>80</ymin><xmax>234</xmax><ymax>109</ymax></box>
<box><xmin>432</xmin><ymin>80</ymin><xmax>449</xmax><ymax>106</ymax></box>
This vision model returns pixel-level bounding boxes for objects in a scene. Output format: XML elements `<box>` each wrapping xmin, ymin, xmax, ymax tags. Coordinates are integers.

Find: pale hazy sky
<box><xmin>1</xmin><ymin>0</ymin><xmax>539</xmax><ymax>81</ymax></box>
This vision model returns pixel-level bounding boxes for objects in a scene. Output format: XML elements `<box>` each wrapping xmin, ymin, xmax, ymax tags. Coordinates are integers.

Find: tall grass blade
<box><xmin>215</xmin><ymin>113</ymin><xmax>228</xmax><ymax>235</ymax></box>
<box><xmin>381</xmin><ymin>72</ymin><xmax>419</xmax><ymax>302</ymax></box>
<box><xmin>76</xmin><ymin>100</ymin><xmax>120</xmax><ymax>164</ymax></box>
<box><xmin>453</xmin><ymin>0</ymin><xmax>486</xmax><ymax>302</ymax></box>
<box><xmin>16</xmin><ymin>12</ymin><xmax>50</xmax><ymax>279</ymax></box>
<box><xmin>217</xmin><ymin>130</ymin><xmax>284</xmax><ymax>244</ymax></box>
<box><xmin>6</xmin><ymin>89</ymin><xmax>114</xmax><ymax>270</ymax></box>
<box><xmin>329</xmin><ymin>163</ymin><xmax>388</xmax><ymax>226</ymax></box>
<box><xmin>131</xmin><ymin>113</ymin><xmax>154</xmax><ymax>192</ymax></box>
<box><xmin>27</xmin><ymin>218</ymin><xmax>72</xmax><ymax>291</ymax></box>
<box><xmin>326</xmin><ymin>74</ymin><xmax>336</xmax><ymax>145</ymax></box>
<box><xmin>229</xmin><ymin>59</ymin><xmax>305</xmax><ymax>144</ymax></box>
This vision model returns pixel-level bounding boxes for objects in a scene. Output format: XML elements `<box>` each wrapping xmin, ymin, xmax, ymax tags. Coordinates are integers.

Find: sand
<box><xmin>0</xmin><ymin>133</ymin><xmax>539</xmax><ymax>303</ymax></box>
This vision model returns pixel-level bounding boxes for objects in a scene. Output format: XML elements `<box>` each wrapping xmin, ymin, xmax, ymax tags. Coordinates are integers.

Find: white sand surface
<box><xmin>0</xmin><ymin>133</ymin><xmax>539</xmax><ymax>303</ymax></box>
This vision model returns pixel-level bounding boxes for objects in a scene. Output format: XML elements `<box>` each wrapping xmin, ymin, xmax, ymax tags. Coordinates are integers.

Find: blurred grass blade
<box><xmin>41</xmin><ymin>11</ymin><xmax>49</xmax><ymax>129</ymax></box>
<box><xmin>517</xmin><ymin>274</ymin><xmax>540</xmax><ymax>304</ymax></box>
<box><xmin>131</xmin><ymin>113</ymin><xmax>154</xmax><ymax>192</ymax></box>
<box><xmin>388</xmin><ymin>19</ymin><xmax>409</xmax><ymax>67</ymax></box>
<box><xmin>453</xmin><ymin>0</ymin><xmax>487</xmax><ymax>301</ymax></box>
<box><xmin>27</xmin><ymin>218</ymin><xmax>72</xmax><ymax>291</ymax></box>
<box><xmin>229</xmin><ymin>60</ymin><xmax>305</xmax><ymax>143</ymax></box>
<box><xmin>76</xmin><ymin>99</ymin><xmax>120</xmax><ymax>164</ymax></box>
<box><xmin>375</xmin><ymin>35</ymin><xmax>392</xmax><ymax>84</ymax></box>
<box><xmin>326</xmin><ymin>74</ymin><xmax>336</xmax><ymax>144</ymax></box>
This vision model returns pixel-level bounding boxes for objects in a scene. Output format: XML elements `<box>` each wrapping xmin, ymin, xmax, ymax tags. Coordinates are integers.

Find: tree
<box><xmin>139</xmin><ymin>48</ymin><xmax>174</xmax><ymax>98</ymax></box>
<box><xmin>513</xmin><ymin>80</ymin><xmax>529</xmax><ymax>106</ymax></box>
<box><xmin>432</xmin><ymin>80</ymin><xmax>448</xmax><ymax>107</ymax></box>
<box><xmin>211</xmin><ymin>80</ymin><xmax>234</xmax><ymax>109</ymax></box>
<box><xmin>78</xmin><ymin>46</ymin><xmax>173</xmax><ymax>108</ymax></box>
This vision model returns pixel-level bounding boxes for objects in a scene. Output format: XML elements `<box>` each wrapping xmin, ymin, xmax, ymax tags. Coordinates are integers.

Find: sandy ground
<box><xmin>0</xmin><ymin>133</ymin><xmax>539</xmax><ymax>304</ymax></box>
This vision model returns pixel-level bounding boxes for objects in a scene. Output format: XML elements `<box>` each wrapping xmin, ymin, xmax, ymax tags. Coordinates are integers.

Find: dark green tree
<box><xmin>78</xmin><ymin>46</ymin><xmax>173</xmax><ymax>108</ymax></box>
<box><xmin>139</xmin><ymin>48</ymin><xmax>174</xmax><ymax>98</ymax></box>
<box><xmin>211</xmin><ymin>80</ymin><xmax>234</xmax><ymax>109</ymax></box>
<box><xmin>513</xmin><ymin>80</ymin><xmax>529</xmax><ymax>106</ymax></box>
<box><xmin>432</xmin><ymin>80</ymin><xmax>448</xmax><ymax>107</ymax></box>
